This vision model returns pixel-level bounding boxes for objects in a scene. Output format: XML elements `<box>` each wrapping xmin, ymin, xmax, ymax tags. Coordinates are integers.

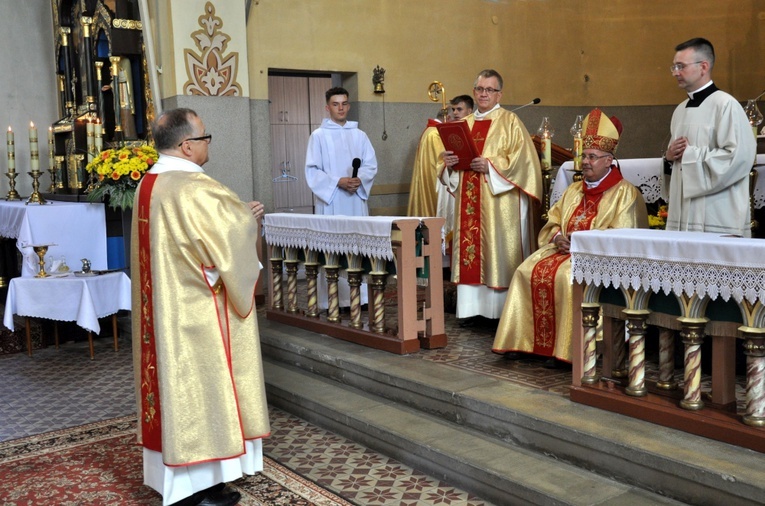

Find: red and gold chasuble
<box><xmin>529</xmin><ymin>168</ymin><xmax>624</xmax><ymax>355</ymax></box>
<box><xmin>458</xmin><ymin>120</ymin><xmax>492</xmax><ymax>284</ymax></box>
<box><xmin>136</xmin><ymin>173</ymin><xmax>162</xmax><ymax>452</ymax></box>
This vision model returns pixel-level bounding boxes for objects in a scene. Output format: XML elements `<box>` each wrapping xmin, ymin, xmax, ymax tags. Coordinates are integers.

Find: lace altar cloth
<box><xmin>263</xmin><ymin>213</ymin><xmax>421</xmax><ymax>261</ymax></box>
<box><xmin>570</xmin><ymin>228</ymin><xmax>765</xmax><ymax>304</ymax></box>
<box><xmin>551</xmin><ymin>154</ymin><xmax>765</xmax><ymax>208</ymax></box>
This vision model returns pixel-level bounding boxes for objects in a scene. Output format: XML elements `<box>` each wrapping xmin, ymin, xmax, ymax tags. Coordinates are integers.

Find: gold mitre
<box><xmin>582</xmin><ymin>108</ymin><xmax>622</xmax><ymax>154</ymax></box>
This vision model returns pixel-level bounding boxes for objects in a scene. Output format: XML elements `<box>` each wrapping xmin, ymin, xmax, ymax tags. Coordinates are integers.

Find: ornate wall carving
<box><xmin>183</xmin><ymin>2</ymin><xmax>241</xmax><ymax>96</ymax></box>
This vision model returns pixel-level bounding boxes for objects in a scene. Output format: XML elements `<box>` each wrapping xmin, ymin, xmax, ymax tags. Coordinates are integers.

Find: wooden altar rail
<box><xmin>265</xmin><ymin>217</ymin><xmax>447</xmax><ymax>355</ymax></box>
<box><xmin>571</xmin><ymin>286</ymin><xmax>765</xmax><ymax>453</ymax></box>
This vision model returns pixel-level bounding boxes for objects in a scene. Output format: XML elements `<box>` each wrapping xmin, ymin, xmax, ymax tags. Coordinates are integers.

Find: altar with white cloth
<box><xmin>3</xmin><ymin>271</ymin><xmax>131</xmax><ymax>359</ymax></box>
<box><xmin>0</xmin><ymin>201</ymin><xmax>108</xmax><ymax>278</ymax></box>
<box><xmin>551</xmin><ymin>154</ymin><xmax>765</xmax><ymax>207</ymax></box>
<box><xmin>568</xmin><ymin>228</ymin><xmax>765</xmax><ymax>452</ymax></box>
<box><xmin>262</xmin><ymin>213</ymin><xmax>445</xmax><ymax>354</ymax></box>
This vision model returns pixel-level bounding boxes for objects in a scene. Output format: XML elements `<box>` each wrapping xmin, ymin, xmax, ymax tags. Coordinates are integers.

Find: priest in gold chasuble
<box><xmin>131</xmin><ymin>108</ymin><xmax>270</xmax><ymax>506</ymax></box>
<box><xmin>492</xmin><ymin>109</ymin><xmax>648</xmax><ymax>363</ymax></box>
<box><xmin>439</xmin><ymin>70</ymin><xmax>542</xmax><ymax>320</ymax></box>
<box><xmin>407</xmin><ymin>118</ymin><xmax>445</xmax><ymax>218</ymax></box>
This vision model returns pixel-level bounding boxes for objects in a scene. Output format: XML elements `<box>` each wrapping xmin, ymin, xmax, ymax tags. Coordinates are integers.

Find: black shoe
<box><xmin>198</xmin><ymin>489</ymin><xmax>241</xmax><ymax>506</ymax></box>
<box><xmin>458</xmin><ymin>316</ymin><xmax>477</xmax><ymax>328</ymax></box>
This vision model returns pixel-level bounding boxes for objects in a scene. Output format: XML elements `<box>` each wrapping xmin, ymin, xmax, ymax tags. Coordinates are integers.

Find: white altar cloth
<box><xmin>3</xmin><ymin>271</ymin><xmax>131</xmax><ymax>334</ymax></box>
<box><xmin>552</xmin><ymin>154</ymin><xmax>765</xmax><ymax>207</ymax></box>
<box><xmin>263</xmin><ymin>213</ymin><xmax>421</xmax><ymax>261</ymax></box>
<box><xmin>0</xmin><ymin>201</ymin><xmax>108</xmax><ymax>277</ymax></box>
<box><xmin>570</xmin><ymin>228</ymin><xmax>765</xmax><ymax>304</ymax></box>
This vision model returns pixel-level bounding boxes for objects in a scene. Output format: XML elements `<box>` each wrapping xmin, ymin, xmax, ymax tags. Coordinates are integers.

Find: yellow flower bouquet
<box><xmin>648</xmin><ymin>204</ymin><xmax>668</xmax><ymax>230</ymax></box>
<box><xmin>85</xmin><ymin>145</ymin><xmax>158</xmax><ymax>210</ymax></box>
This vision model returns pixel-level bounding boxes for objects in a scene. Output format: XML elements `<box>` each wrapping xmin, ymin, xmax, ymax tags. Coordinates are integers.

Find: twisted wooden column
<box><xmin>325</xmin><ymin>252</ymin><xmax>341</xmax><ymax>323</ymax></box>
<box><xmin>347</xmin><ymin>270</ymin><xmax>364</xmax><ymax>329</ymax></box>
<box><xmin>303</xmin><ymin>247</ymin><xmax>320</xmax><ymax>318</ymax></box>
<box><xmin>369</xmin><ymin>272</ymin><xmax>387</xmax><ymax>333</ymax></box>
<box><xmin>345</xmin><ymin>253</ymin><xmax>364</xmax><ymax>329</ymax></box>
<box><xmin>656</xmin><ymin>328</ymin><xmax>678</xmax><ymax>390</ymax></box>
<box><xmin>581</xmin><ymin>304</ymin><xmax>600</xmax><ymax>385</ymax></box>
<box><xmin>624</xmin><ymin>310</ymin><xmax>649</xmax><ymax>397</ymax></box>
<box><xmin>270</xmin><ymin>247</ymin><xmax>284</xmax><ymax>311</ymax></box>
<box><xmin>678</xmin><ymin>318</ymin><xmax>707</xmax><ymax>410</ymax></box>
<box><xmin>742</xmin><ymin>332</ymin><xmax>765</xmax><ymax>426</ymax></box>
<box><xmin>284</xmin><ymin>247</ymin><xmax>300</xmax><ymax>314</ymax></box>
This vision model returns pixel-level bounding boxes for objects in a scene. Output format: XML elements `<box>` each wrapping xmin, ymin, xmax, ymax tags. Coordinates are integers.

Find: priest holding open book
<box><xmin>438</xmin><ymin>69</ymin><xmax>542</xmax><ymax>324</ymax></box>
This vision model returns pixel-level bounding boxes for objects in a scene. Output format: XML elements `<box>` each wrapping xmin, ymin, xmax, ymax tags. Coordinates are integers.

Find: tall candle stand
<box><xmin>6</xmin><ymin>127</ymin><xmax>19</xmax><ymax>201</ymax></box>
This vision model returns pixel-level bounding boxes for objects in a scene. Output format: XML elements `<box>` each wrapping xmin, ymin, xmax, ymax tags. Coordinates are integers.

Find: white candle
<box><xmin>48</xmin><ymin>127</ymin><xmax>54</xmax><ymax>169</ymax></box>
<box><xmin>542</xmin><ymin>135</ymin><xmax>551</xmax><ymax>171</ymax></box>
<box><xmin>29</xmin><ymin>122</ymin><xmax>39</xmax><ymax>171</ymax></box>
<box><xmin>94</xmin><ymin>120</ymin><xmax>102</xmax><ymax>153</ymax></box>
<box><xmin>86</xmin><ymin>120</ymin><xmax>94</xmax><ymax>162</ymax></box>
<box><xmin>6</xmin><ymin>126</ymin><xmax>14</xmax><ymax>173</ymax></box>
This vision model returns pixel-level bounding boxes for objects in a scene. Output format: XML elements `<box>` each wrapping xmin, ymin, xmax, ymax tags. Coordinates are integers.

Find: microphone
<box><xmin>510</xmin><ymin>98</ymin><xmax>541</xmax><ymax>112</ymax></box>
<box><xmin>351</xmin><ymin>158</ymin><xmax>361</xmax><ymax>178</ymax></box>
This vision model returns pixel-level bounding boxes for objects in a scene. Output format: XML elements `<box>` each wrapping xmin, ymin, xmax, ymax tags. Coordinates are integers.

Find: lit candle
<box><xmin>94</xmin><ymin>119</ymin><xmax>102</xmax><ymax>153</ymax></box>
<box><xmin>29</xmin><ymin>122</ymin><xmax>39</xmax><ymax>171</ymax></box>
<box><xmin>86</xmin><ymin>120</ymin><xmax>94</xmax><ymax>162</ymax></box>
<box><xmin>48</xmin><ymin>126</ymin><xmax>55</xmax><ymax>170</ymax></box>
<box><xmin>6</xmin><ymin>126</ymin><xmax>14</xmax><ymax>173</ymax></box>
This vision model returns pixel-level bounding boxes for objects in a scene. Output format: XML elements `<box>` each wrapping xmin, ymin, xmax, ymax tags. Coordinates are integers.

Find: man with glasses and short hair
<box><xmin>493</xmin><ymin>109</ymin><xmax>647</xmax><ymax>367</ymax></box>
<box><xmin>132</xmin><ymin>108</ymin><xmax>269</xmax><ymax>506</ymax></box>
<box><xmin>439</xmin><ymin>69</ymin><xmax>542</xmax><ymax>325</ymax></box>
<box><xmin>663</xmin><ymin>37</ymin><xmax>756</xmax><ymax>237</ymax></box>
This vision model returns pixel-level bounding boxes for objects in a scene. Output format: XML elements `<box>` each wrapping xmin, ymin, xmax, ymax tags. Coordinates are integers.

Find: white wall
<box><xmin>0</xmin><ymin>1</ymin><xmax>58</xmax><ymax>198</ymax></box>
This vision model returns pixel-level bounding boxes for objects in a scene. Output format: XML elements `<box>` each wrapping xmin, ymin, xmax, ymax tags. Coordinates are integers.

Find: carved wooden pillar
<box><xmin>580</xmin><ymin>303</ymin><xmax>600</xmax><ymax>385</ymax></box>
<box><xmin>325</xmin><ymin>253</ymin><xmax>340</xmax><ymax>324</ymax></box>
<box><xmin>678</xmin><ymin>318</ymin><xmax>707</xmax><ymax>410</ymax></box>
<box><xmin>269</xmin><ymin>246</ymin><xmax>284</xmax><ymax>311</ymax></box>
<box><xmin>303</xmin><ymin>248</ymin><xmax>320</xmax><ymax>318</ymax></box>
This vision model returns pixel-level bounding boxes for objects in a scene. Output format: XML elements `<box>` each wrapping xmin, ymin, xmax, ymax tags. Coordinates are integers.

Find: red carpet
<box><xmin>0</xmin><ymin>416</ymin><xmax>352</xmax><ymax>505</ymax></box>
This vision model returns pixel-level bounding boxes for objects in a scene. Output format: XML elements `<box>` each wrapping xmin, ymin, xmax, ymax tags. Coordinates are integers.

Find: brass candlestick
<box><xmin>6</xmin><ymin>171</ymin><xmax>20</xmax><ymax>201</ymax></box>
<box><xmin>48</xmin><ymin>160</ymin><xmax>57</xmax><ymax>192</ymax></box>
<box><xmin>26</xmin><ymin>169</ymin><xmax>47</xmax><ymax>205</ymax></box>
<box><xmin>33</xmin><ymin>244</ymin><xmax>50</xmax><ymax>278</ymax></box>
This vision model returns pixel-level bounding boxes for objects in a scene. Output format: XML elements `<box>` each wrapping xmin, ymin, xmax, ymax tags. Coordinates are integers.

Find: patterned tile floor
<box><xmin>0</xmin><ymin>314</ymin><xmax>494</xmax><ymax>505</ymax></box>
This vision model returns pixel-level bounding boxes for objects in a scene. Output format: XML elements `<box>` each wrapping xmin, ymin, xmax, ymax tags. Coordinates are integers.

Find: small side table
<box><xmin>3</xmin><ymin>272</ymin><xmax>131</xmax><ymax>359</ymax></box>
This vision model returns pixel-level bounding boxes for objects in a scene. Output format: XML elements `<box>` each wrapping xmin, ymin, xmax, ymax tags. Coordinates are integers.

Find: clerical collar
<box><xmin>584</xmin><ymin>168</ymin><xmax>612</xmax><ymax>189</ymax></box>
<box><xmin>474</xmin><ymin>104</ymin><xmax>500</xmax><ymax>120</ymax></box>
<box><xmin>686</xmin><ymin>81</ymin><xmax>718</xmax><ymax>108</ymax></box>
<box><xmin>150</xmin><ymin>154</ymin><xmax>204</xmax><ymax>174</ymax></box>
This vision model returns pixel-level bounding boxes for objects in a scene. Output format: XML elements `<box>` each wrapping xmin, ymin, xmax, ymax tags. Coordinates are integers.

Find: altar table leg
<box><xmin>88</xmin><ymin>332</ymin><xmax>95</xmax><ymax>360</ymax></box>
<box><xmin>679</xmin><ymin>319</ymin><xmax>706</xmax><ymax>411</ymax></box>
<box><xmin>743</xmin><ymin>333</ymin><xmax>765</xmax><ymax>427</ymax></box>
<box><xmin>112</xmin><ymin>314</ymin><xmax>119</xmax><ymax>352</ymax></box>
<box><xmin>624</xmin><ymin>313</ymin><xmax>648</xmax><ymax>397</ymax></box>
<box><xmin>25</xmin><ymin>317</ymin><xmax>32</xmax><ymax>357</ymax></box>
<box><xmin>54</xmin><ymin>322</ymin><xmax>59</xmax><ymax>349</ymax></box>
<box><xmin>656</xmin><ymin>328</ymin><xmax>677</xmax><ymax>390</ymax></box>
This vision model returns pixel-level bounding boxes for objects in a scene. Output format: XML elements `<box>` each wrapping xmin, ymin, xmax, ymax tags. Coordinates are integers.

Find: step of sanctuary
<box><xmin>259</xmin><ymin>316</ymin><xmax>765</xmax><ymax>506</ymax></box>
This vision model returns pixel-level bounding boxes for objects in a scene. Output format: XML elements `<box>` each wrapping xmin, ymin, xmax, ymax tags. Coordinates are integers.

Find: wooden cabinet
<box><xmin>269</xmin><ymin>75</ymin><xmax>331</xmax><ymax>214</ymax></box>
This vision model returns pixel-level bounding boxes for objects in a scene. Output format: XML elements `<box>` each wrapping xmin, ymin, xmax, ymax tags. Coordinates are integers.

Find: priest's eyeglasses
<box><xmin>581</xmin><ymin>153</ymin><xmax>611</xmax><ymax>162</ymax></box>
<box><xmin>669</xmin><ymin>61</ymin><xmax>703</xmax><ymax>73</ymax></box>
<box><xmin>178</xmin><ymin>134</ymin><xmax>212</xmax><ymax>146</ymax></box>
<box><xmin>473</xmin><ymin>86</ymin><xmax>501</xmax><ymax>95</ymax></box>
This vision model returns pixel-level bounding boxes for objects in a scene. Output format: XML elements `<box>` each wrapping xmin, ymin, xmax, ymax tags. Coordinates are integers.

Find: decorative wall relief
<box><xmin>183</xmin><ymin>2</ymin><xmax>242</xmax><ymax>96</ymax></box>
